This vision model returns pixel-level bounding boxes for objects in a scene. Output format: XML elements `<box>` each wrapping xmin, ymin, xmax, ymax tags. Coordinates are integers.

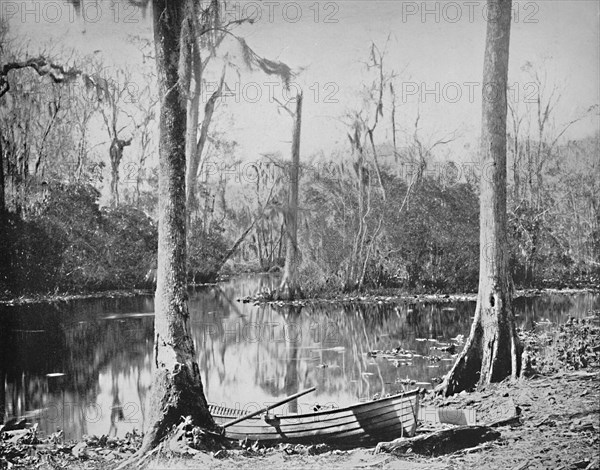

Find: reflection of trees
<box><xmin>62</xmin><ymin>309</ymin><xmax>152</xmax><ymax>437</ymax></box>
<box><xmin>108</xmin><ymin>372</ymin><xmax>124</xmax><ymax>436</ymax></box>
<box><xmin>189</xmin><ymin>283</ymin><xmax>254</xmax><ymax>395</ymax></box>
<box><xmin>514</xmin><ymin>294</ymin><xmax>594</xmax><ymax>330</ymax></box>
<box><xmin>189</xmin><ymin>283</ymin><xmax>484</xmax><ymax>409</ymax></box>
<box><xmin>190</xmin><ymin>277</ymin><xmax>312</xmax><ymax>407</ymax></box>
<box><xmin>305</xmin><ymin>301</ymin><xmax>478</xmax><ymax>399</ymax></box>
<box><xmin>280</xmin><ymin>306</ymin><xmax>301</xmax><ymax>412</ymax></box>
<box><xmin>2</xmin><ymin>276</ymin><xmax>595</xmax><ymax>438</ymax></box>
<box><xmin>0</xmin><ymin>295</ymin><xmax>154</xmax><ymax>439</ymax></box>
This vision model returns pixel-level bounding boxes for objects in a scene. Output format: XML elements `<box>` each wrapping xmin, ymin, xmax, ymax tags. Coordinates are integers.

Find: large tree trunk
<box><xmin>277</xmin><ymin>92</ymin><xmax>303</xmax><ymax>300</ymax></box>
<box><xmin>138</xmin><ymin>0</ymin><xmax>216</xmax><ymax>454</ymax></box>
<box><xmin>438</xmin><ymin>0</ymin><xmax>520</xmax><ymax>396</ymax></box>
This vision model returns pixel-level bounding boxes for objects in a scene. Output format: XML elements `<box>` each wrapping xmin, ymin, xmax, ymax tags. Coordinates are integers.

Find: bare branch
<box><xmin>549</xmin><ymin>104</ymin><xmax>599</xmax><ymax>150</ymax></box>
<box><xmin>273</xmin><ymin>97</ymin><xmax>295</xmax><ymax>117</ymax></box>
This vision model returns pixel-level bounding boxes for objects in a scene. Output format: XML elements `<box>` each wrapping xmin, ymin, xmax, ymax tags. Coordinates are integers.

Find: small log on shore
<box><xmin>376</xmin><ymin>425</ymin><xmax>501</xmax><ymax>456</ymax></box>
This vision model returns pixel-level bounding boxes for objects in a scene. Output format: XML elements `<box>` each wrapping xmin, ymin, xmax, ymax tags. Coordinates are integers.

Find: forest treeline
<box><xmin>0</xmin><ymin>29</ymin><xmax>598</xmax><ymax>299</ymax></box>
<box><xmin>1</xmin><ymin>141</ymin><xmax>597</xmax><ymax>299</ymax></box>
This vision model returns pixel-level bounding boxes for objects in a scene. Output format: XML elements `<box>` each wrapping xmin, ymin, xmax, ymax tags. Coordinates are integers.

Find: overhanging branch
<box><xmin>0</xmin><ymin>57</ymin><xmax>82</xmax><ymax>98</ymax></box>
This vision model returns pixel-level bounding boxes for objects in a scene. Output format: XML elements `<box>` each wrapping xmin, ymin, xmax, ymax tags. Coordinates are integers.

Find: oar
<box><xmin>221</xmin><ymin>386</ymin><xmax>317</xmax><ymax>429</ymax></box>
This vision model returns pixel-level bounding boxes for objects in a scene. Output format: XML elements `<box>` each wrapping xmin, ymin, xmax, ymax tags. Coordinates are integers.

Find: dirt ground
<box><xmin>2</xmin><ymin>315</ymin><xmax>599</xmax><ymax>470</ymax></box>
<box><xmin>141</xmin><ymin>368</ymin><xmax>599</xmax><ymax>470</ymax></box>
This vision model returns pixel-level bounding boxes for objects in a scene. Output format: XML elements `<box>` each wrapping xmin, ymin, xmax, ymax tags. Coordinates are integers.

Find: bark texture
<box><xmin>0</xmin><ymin>132</ymin><xmax>5</xmax><ymax>213</ymax></box>
<box><xmin>138</xmin><ymin>0</ymin><xmax>216</xmax><ymax>454</ymax></box>
<box><xmin>277</xmin><ymin>92</ymin><xmax>303</xmax><ymax>300</ymax></box>
<box><xmin>439</xmin><ymin>0</ymin><xmax>520</xmax><ymax>396</ymax></box>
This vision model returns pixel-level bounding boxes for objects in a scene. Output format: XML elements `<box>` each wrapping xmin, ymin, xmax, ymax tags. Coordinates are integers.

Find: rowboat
<box><xmin>209</xmin><ymin>389</ymin><xmax>420</xmax><ymax>447</ymax></box>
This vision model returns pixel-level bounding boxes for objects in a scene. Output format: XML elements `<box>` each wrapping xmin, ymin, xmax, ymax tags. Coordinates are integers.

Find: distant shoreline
<box><xmin>2</xmin><ymin>280</ymin><xmax>597</xmax><ymax>308</ymax></box>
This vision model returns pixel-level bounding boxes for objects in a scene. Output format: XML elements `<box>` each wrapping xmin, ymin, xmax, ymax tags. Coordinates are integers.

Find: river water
<box><xmin>0</xmin><ymin>274</ymin><xmax>597</xmax><ymax>440</ymax></box>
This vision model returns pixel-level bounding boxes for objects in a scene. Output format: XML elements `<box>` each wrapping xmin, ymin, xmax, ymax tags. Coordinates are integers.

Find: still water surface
<box><xmin>0</xmin><ymin>275</ymin><xmax>597</xmax><ymax>440</ymax></box>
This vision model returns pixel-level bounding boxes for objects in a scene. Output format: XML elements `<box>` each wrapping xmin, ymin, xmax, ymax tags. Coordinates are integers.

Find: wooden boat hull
<box><xmin>209</xmin><ymin>390</ymin><xmax>419</xmax><ymax>447</ymax></box>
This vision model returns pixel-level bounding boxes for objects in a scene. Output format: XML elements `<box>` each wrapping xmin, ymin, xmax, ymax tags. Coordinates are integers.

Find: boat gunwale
<box><xmin>209</xmin><ymin>389</ymin><xmax>419</xmax><ymax>421</ymax></box>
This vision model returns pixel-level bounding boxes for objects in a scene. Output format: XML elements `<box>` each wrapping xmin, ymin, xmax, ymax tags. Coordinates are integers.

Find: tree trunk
<box><xmin>185</xmin><ymin>42</ymin><xmax>202</xmax><ymax>218</ymax></box>
<box><xmin>0</xmin><ymin>131</ymin><xmax>5</xmax><ymax>213</ymax></box>
<box><xmin>186</xmin><ymin>64</ymin><xmax>225</xmax><ymax>221</ymax></box>
<box><xmin>512</xmin><ymin>132</ymin><xmax>520</xmax><ymax>201</ymax></box>
<box><xmin>109</xmin><ymin>137</ymin><xmax>132</xmax><ymax>207</ymax></box>
<box><xmin>438</xmin><ymin>0</ymin><xmax>520</xmax><ymax>396</ymax></box>
<box><xmin>277</xmin><ymin>92</ymin><xmax>303</xmax><ymax>300</ymax></box>
<box><xmin>214</xmin><ymin>219</ymin><xmax>256</xmax><ymax>274</ymax></box>
<box><xmin>138</xmin><ymin>0</ymin><xmax>216</xmax><ymax>453</ymax></box>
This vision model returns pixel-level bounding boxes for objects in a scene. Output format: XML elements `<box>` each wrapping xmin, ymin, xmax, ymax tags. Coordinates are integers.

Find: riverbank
<box><xmin>152</xmin><ymin>368</ymin><xmax>599</xmax><ymax>470</ymax></box>
<box><xmin>0</xmin><ymin>289</ymin><xmax>154</xmax><ymax>307</ymax></box>
<box><xmin>1</xmin><ymin>311</ymin><xmax>598</xmax><ymax>469</ymax></box>
<box><xmin>242</xmin><ymin>286</ymin><xmax>600</xmax><ymax>307</ymax></box>
<box><xmin>1</xmin><ymin>285</ymin><xmax>596</xmax><ymax>309</ymax></box>
<box><xmin>1</xmin><ymin>271</ymin><xmax>597</xmax><ymax>307</ymax></box>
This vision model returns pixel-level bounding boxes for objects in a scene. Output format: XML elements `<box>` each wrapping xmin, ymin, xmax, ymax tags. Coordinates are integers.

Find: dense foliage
<box><xmin>507</xmin><ymin>134</ymin><xmax>600</xmax><ymax>288</ymax></box>
<box><xmin>187</xmin><ymin>219</ymin><xmax>230</xmax><ymax>284</ymax></box>
<box><xmin>0</xmin><ymin>183</ymin><xmax>157</xmax><ymax>297</ymax></box>
<box><xmin>298</xmin><ymin>165</ymin><xmax>480</xmax><ymax>294</ymax></box>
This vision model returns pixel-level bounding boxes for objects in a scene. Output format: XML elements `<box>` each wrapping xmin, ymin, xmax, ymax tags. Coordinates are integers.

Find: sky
<box><xmin>3</xmin><ymin>0</ymin><xmax>599</xmax><ymax>168</ymax></box>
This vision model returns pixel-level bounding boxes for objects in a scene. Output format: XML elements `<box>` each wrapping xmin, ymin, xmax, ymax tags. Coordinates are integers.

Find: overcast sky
<box><xmin>4</xmin><ymin>0</ymin><xmax>599</xmax><ymax>165</ymax></box>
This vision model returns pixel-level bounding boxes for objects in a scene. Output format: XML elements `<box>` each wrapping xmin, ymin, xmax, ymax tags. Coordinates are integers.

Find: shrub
<box><xmin>1</xmin><ymin>183</ymin><xmax>158</xmax><ymax>295</ymax></box>
<box><xmin>187</xmin><ymin>219</ymin><xmax>229</xmax><ymax>283</ymax></box>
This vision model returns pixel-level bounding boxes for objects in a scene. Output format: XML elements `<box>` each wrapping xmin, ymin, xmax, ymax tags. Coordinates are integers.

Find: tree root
<box><xmin>117</xmin><ymin>416</ymin><xmax>228</xmax><ymax>469</ymax></box>
<box><xmin>376</xmin><ymin>425</ymin><xmax>501</xmax><ymax>456</ymax></box>
<box><xmin>136</xmin><ymin>363</ymin><xmax>218</xmax><ymax>454</ymax></box>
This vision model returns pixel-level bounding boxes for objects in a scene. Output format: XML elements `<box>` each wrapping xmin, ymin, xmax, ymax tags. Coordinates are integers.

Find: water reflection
<box><xmin>0</xmin><ymin>276</ymin><xmax>597</xmax><ymax>440</ymax></box>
